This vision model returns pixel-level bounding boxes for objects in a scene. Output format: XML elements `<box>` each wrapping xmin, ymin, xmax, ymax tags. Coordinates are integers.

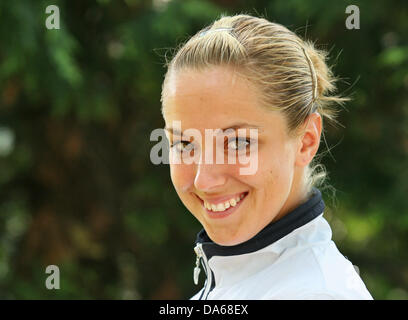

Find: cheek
<box><xmin>170</xmin><ymin>163</ymin><xmax>195</xmax><ymax>193</ymax></box>
<box><xmin>256</xmin><ymin>145</ymin><xmax>296</xmax><ymax>188</ymax></box>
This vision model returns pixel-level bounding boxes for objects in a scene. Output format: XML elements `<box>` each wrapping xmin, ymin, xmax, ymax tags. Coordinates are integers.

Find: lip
<box><xmin>195</xmin><ymin>191</ymin><xmax>249</xmax><ymax>219</ymax></box>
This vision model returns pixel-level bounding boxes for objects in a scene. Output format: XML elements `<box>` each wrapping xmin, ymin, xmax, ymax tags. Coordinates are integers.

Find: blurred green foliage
<box><xmin>0</xmin><ymin>0</ymin><xmax>407</xmax><ymax>299</ymax></box>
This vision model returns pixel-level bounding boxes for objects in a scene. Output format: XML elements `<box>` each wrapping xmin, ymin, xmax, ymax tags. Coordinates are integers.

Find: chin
<box><xmin>208</xmin><ymin>231</ymin><xmax>251</xmax><ymax>246</ymax></box>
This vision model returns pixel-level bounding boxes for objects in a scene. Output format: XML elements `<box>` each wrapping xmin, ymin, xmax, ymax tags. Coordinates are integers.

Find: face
<box><xmin>162</xmin><ymin>65</ymin><xmax>316</xmax><ymax>246</ymax></box>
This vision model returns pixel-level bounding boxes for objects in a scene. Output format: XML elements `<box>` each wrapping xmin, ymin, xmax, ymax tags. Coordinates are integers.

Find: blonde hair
<box><xmin>161</xmin><ymin>14</ymin><xmax>348</xmax><ymax>194</ymax></box>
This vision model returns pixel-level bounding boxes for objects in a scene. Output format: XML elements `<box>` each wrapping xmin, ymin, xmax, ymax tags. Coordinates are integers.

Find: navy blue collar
<box><xmin>195</xmin><ymin>187</ymin><xmax>325</xmax><ymax>259</ymax></box>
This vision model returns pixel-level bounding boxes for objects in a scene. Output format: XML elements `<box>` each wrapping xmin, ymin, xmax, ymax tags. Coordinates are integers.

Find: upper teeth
<box><xmin>204</xmin><ymin>193</ymin><xmax>246</xmax><ymax>212</ymax></box>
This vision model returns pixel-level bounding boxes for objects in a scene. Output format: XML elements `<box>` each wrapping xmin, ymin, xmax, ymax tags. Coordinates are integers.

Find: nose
<box><xmin>194</xmin><ymin>161</ymin><xmax>227</xmax><ymax>192</ymax></box>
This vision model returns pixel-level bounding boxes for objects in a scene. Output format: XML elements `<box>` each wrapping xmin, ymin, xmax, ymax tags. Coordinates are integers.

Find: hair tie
<box><xmin>302</xmin><ymin>47</ymin><xmax>318</xmax><ymax>104</ymax></box>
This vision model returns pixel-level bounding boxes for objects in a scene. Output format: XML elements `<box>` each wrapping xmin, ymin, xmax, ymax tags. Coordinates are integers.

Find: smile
<box><xmin>195</xmin><ymin>191</ymin><xmax>249</xmax><ymax>218</ymax></box>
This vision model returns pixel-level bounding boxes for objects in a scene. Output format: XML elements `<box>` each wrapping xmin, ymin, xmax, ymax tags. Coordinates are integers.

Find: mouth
<box><xmin>194</xmin><ymin>191</ymin><xmax>249</xmax><ymax>219</ymax></box>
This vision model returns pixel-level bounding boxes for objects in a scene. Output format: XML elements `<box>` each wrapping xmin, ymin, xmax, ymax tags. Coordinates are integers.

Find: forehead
<box><xmin>163</xmin><ymin>66</ymin><xmax>258</xmax><ymax>115</ymax></box>
<box><xmin>162</xmin><ymin>66</ymin><xmax>285</xmax><ymax>133</ymax></box>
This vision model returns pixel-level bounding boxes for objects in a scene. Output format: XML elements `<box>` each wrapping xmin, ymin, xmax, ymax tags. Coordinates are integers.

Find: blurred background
<box><xmin>0</xmin><ymin>0</ymin><xmax>407</xmax><ymax>299</ymax></box>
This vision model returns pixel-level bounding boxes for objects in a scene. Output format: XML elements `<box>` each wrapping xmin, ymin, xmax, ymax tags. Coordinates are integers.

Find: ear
<box><xmin>295</xmin><ymin>113</ymin><xmax>322</xmax><ymax>167</ymax></box>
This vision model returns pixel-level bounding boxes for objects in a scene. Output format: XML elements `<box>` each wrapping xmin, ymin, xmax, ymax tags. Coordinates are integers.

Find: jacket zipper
<box><xmin>194</xmin><ymin>243</ymin><xmax>212</xmax><ymax>299</ymax></box>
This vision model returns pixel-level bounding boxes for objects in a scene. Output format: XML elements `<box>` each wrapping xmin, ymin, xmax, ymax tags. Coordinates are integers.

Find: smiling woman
<box><xmin>160</xmin><ymin>13</ymin><xmax>373</xmax><ymax>300</ymax></box>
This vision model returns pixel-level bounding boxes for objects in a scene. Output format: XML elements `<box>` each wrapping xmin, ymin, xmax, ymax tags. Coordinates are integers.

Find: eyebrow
<box><xmin>165</xmin><ymin>122</ymin><xmax>263</xmax><ymax>136</ymax></box>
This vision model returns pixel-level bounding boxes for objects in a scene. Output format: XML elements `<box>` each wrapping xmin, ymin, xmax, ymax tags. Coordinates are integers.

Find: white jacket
<box><xmin>190</xmin><ymin>188</ymin><xmax>373</xmax><ymax>300</ymax></box>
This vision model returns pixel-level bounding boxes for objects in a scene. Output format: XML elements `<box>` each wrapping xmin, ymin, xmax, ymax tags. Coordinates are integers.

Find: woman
<box><xmin>160</xmin><ymin>14</ymin><xmax>373</xmax><ymax>300</ymax></box>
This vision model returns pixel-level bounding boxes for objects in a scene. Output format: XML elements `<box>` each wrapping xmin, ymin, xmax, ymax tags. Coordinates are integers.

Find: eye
<box><xmin>170</xmin><ymin>141</ymin><xmax>195</xmax><ymax>153</ymax></box>
<box><xmin>227</xmin><ymin>137</ymin><xmax>250</xmax><ymax>151</ymax></box>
